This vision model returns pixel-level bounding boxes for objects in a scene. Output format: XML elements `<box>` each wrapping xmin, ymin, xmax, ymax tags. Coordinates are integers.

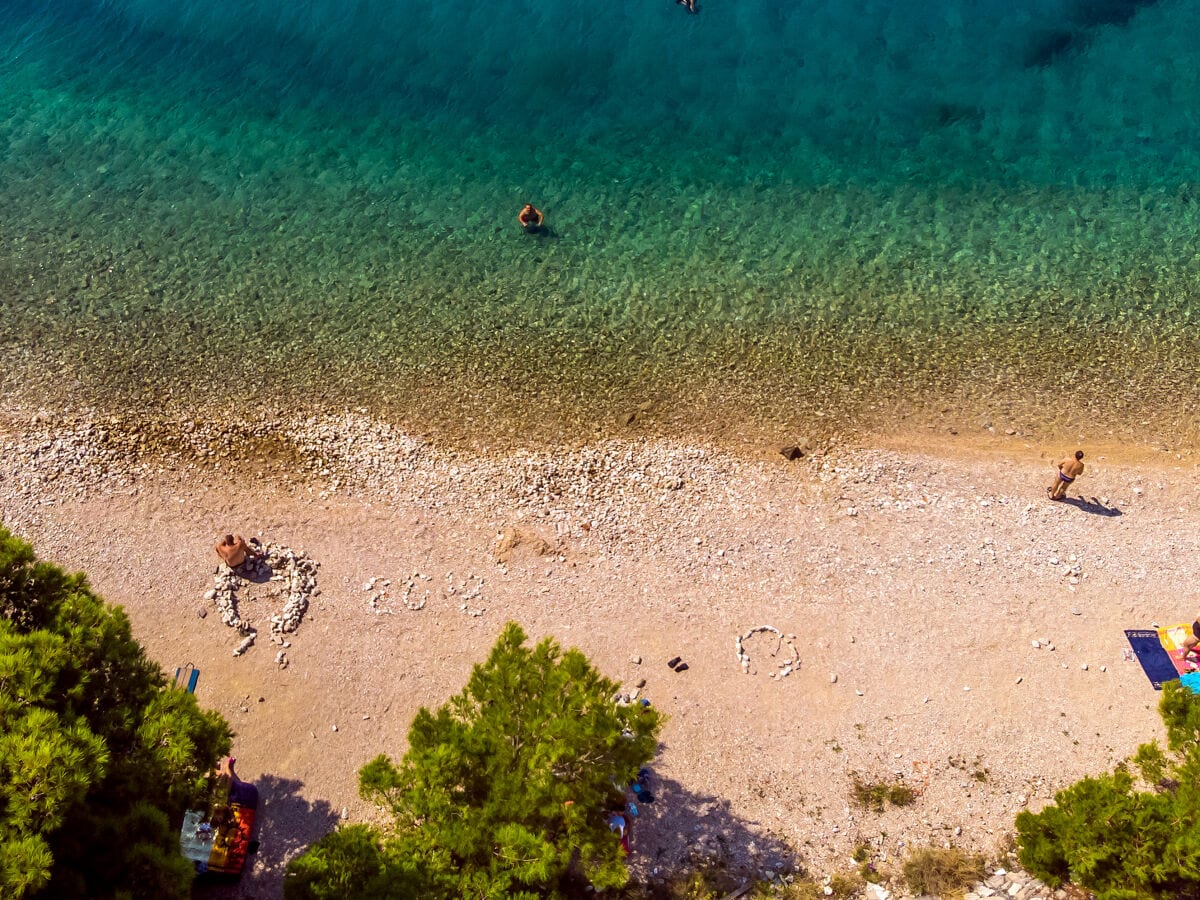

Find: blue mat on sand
<box><xmin>1181</xmin><ymin>672</ymin><xmax>1200</xmax><ymax>695</ymax></box>
<box><xmin>1125</xmin><ymin>630</ymin><xmax>1179</xmax><ymax>690</ymax></box>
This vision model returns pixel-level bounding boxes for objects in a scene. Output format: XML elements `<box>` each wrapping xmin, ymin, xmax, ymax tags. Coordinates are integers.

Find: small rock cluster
<box><xmin>447</xmin><ymin>572</ymin><xmax>485</xmax><ymax>617</ymax></box>
<box><xmin>362</xmin><ymin>574</ymin><xmax>431</xmax><ymax>613</ymax></box>
<box><xmin>963</xmin><ymin>866</ymin><xmax>1058</xmax><ymax>900</ymax></box>
<box><xmin>735</xmin><ymin>626</ymin><xmax>800</xmax><ymax>679</ymax></box>
<box><xmin>266</xmin><ymin>543</ymin><xmax>318</xmax><ymax>638</ymax></box>
<box><xmin>205</xmin><ymin>541</ymin><xmax>319</xmax><ymax>662</ymax></box>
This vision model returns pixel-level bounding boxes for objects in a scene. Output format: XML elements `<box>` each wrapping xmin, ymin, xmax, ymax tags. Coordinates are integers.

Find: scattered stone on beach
<box><xmin>780</xmin><ymin>445</ymin><xmax>805</xmax><ymax>461</ymax></box>
<box><xmin>232</xmin><ymin>630</ymin><xmax>256</xmax><ymax>657</ymax></box>
<box><xmin>402</xmin><ymin>574</ymin><xmax>431</xmax><ymax>610</ymax></box>
<box><xmin>449</xmin><ymin>572</ymin><xmax>484</xmax><ymax>616</ymax></box>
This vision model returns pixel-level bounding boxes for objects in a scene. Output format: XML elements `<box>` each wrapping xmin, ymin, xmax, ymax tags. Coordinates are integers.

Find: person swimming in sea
<box><xmin>676</xmin><ymin>0</ymin><xmax>698</xmax><ymax>12</ymax></box>
<box><xmin>518</xmin><ymin>203</ymin><xmax>544</xmax><ymax>234</ymax></box>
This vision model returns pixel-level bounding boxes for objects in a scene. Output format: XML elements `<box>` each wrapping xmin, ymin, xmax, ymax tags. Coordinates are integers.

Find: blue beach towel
<box><xmin>1125</xmin><ymin>630</ymin><xmax>1179</xmax><ymax>690</ymax></box>
<box><xmin>1180</xmin><ymin>672</ymin><xmax>1200</xmax><ymax>695</ymax></box>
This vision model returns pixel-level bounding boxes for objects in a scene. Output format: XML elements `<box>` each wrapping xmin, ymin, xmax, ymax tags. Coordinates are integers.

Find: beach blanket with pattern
<box><xmin>1125</xmin><ymin>624</ymin><xmax>1197</xmax><ymax>690</ymax></box>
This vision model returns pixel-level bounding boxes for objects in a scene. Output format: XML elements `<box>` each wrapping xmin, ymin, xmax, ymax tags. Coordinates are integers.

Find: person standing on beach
<box><xmin>1047</xmin><ymin>450</ymin><xmax>1084</xmax><ymax>500</ymax></box>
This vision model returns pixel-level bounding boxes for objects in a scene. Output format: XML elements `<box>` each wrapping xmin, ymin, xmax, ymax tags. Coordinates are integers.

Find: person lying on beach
<box><xmin>1047</xmin><ymin>450</ymin><xmax>1084</xmax><ymax>500</ymax></box>
<box><xmin>1185</xmin><ymin>614</ymin><xmax>1200</xmax><ymax>664</ymax></box>
<box><xmin>215</xmin><ymin>533</ymin><xmax>257</xmax><ymax>568</ymax></box>
<box><xmin>518</xmin><ymin>204</ymin><xmax>544</xmax><ymax>233</ymax></box>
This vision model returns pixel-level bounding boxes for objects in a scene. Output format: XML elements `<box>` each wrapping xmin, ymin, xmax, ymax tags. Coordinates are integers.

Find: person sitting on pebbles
<box><xmin>1184</xmin><ymin>611</ymin><xmax>1200</xmax><ymax>668</ymax></box>
<box><xmin>215</xmin><ymin>534</ymin><xmax>259</xmax><ymax>569</ymax></box>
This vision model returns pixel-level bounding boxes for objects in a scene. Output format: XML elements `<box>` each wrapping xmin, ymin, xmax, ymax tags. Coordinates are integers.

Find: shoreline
<box><xmin>1</xmin><ymin>381</ymin><xmax>1193</xmax><ymax>478</ymax></box>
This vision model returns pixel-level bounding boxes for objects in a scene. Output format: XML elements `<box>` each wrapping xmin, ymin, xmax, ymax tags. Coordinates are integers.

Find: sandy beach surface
<box><xmin>2</xmin><ymin>403</ymin><xmax>1197</xmax><ymax>897</ymax></box>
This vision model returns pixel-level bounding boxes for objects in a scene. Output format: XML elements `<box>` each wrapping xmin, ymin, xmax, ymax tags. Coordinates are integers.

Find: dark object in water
<box><xmin>1025</xmin><ymin>0</ymin><xmax>1161</xmax><ymax>68</ymax></box>
<box><xmin>1025</xmin><ymin>29</ymin><xmax>1077</xmax><ymax>68</ymax></box>
<box><xmin>1074</xmin><ymin>0</ymin><xmax>1159</xmax><ymax>30</ymax></box>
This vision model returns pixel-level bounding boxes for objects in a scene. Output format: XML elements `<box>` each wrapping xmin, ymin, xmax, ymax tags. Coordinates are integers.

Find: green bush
<box><xmin>850</xmin><ymin>773</ymin><xmax>917</xmax><ymax>812</ymax></box>
<box><xmin>1015</xmin><ymin>680</ymin><xmax>1200</xmax><ymax>900</ymax></box>
<box><xmin>285</xmin><ymin>622</ymin><xmax>662</xmax><ymax>898</ymax></box>
<box><xmin>901</xmin><ymin>846</ymin><xmax>986</xmax><ymax>897</ymax></box>
<box><xmin>0</xmin><ymin>526</ymin><xmax>232</xmax><ymax>898</ymax></box>
<box><xmin>828</xmin><ymin>870</ymin><xmax>865</xmax><ymax>897</ymax></box>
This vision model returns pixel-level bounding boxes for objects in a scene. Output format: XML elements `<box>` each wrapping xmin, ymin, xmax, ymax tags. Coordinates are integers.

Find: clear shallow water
<box><xmin>2</xmin><ymin>0</ymin><xmax>1198</xmax><ymax>441</ymax></box>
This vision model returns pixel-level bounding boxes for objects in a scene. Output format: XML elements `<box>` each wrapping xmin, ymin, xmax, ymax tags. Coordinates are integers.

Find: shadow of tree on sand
<box><xmin>625</xmin><ymin>760</ymin><xmax>799</xmax><ymax>889</ymax></box>
<box><xmin>192</xmin><ymin>767</ymin><xmax>797</xmax><ymax>895</ymax></box>
<box><xmin>194</xmin><ymin>774</ymin><xmax>339</xmax><ymax>899</ymax></box>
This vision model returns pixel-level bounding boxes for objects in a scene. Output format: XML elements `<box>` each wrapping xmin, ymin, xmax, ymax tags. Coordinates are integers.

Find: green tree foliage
<box><xmin>286</xmin><ymin>622</ymin><xmax>662</xmax><ymax>899</ymax></box>
<box><xmin>0</xmin><ymin>526</ymin><xmax>232</xmax><ymax>899</ymax></box>
<box><xmin>1016</xmin><ymin>680</ymin><xmax>1200</xmax><ymax>900</ymax></box>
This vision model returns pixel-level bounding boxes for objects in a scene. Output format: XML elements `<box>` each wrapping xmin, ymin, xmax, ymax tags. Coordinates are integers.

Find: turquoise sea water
<box><xmin>2</xmin><ymin>0</ymin><xmax>1198</xmax><ymax>441</ymax></box>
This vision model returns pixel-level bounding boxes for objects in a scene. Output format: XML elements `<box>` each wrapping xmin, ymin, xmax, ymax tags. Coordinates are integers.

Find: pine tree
<box><xmin>286</xmin><ymin>622</ymin><xmax>662</xmax><ymax>898</ymax></box>
<box><xmin>0</xmin><ymin>526</ymin><xmax>232</xmax><ymax>898</ymax></box>
<box><xmin>1015</xmin><ymin>680</ymin><xmax>1200</xmax><ymax>900</ymax></box>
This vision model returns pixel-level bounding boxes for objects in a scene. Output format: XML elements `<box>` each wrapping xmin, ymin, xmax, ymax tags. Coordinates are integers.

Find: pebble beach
<box><xmin>3</xmin><ymin>401</ymin><xmax>1197</xmax><ymax>896</ymax></box>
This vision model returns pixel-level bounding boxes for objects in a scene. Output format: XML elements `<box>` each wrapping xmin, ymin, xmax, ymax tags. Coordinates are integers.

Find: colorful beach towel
<box><xmin>1125</xmin><ymin>625</ymin><xmax>1197</xmax><ymax>690</ymax></box>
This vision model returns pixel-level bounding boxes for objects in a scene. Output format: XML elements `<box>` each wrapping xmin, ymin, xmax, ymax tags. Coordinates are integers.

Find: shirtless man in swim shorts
<box><xmin>1048</xmin><ymin>450</ymin><xmax>1084</xmax><ymax>500</ymax></box>
<box><xmin>215</xmin><ymin>533</ymin><xmax>256</xmax><ymax>568</ymax></box>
